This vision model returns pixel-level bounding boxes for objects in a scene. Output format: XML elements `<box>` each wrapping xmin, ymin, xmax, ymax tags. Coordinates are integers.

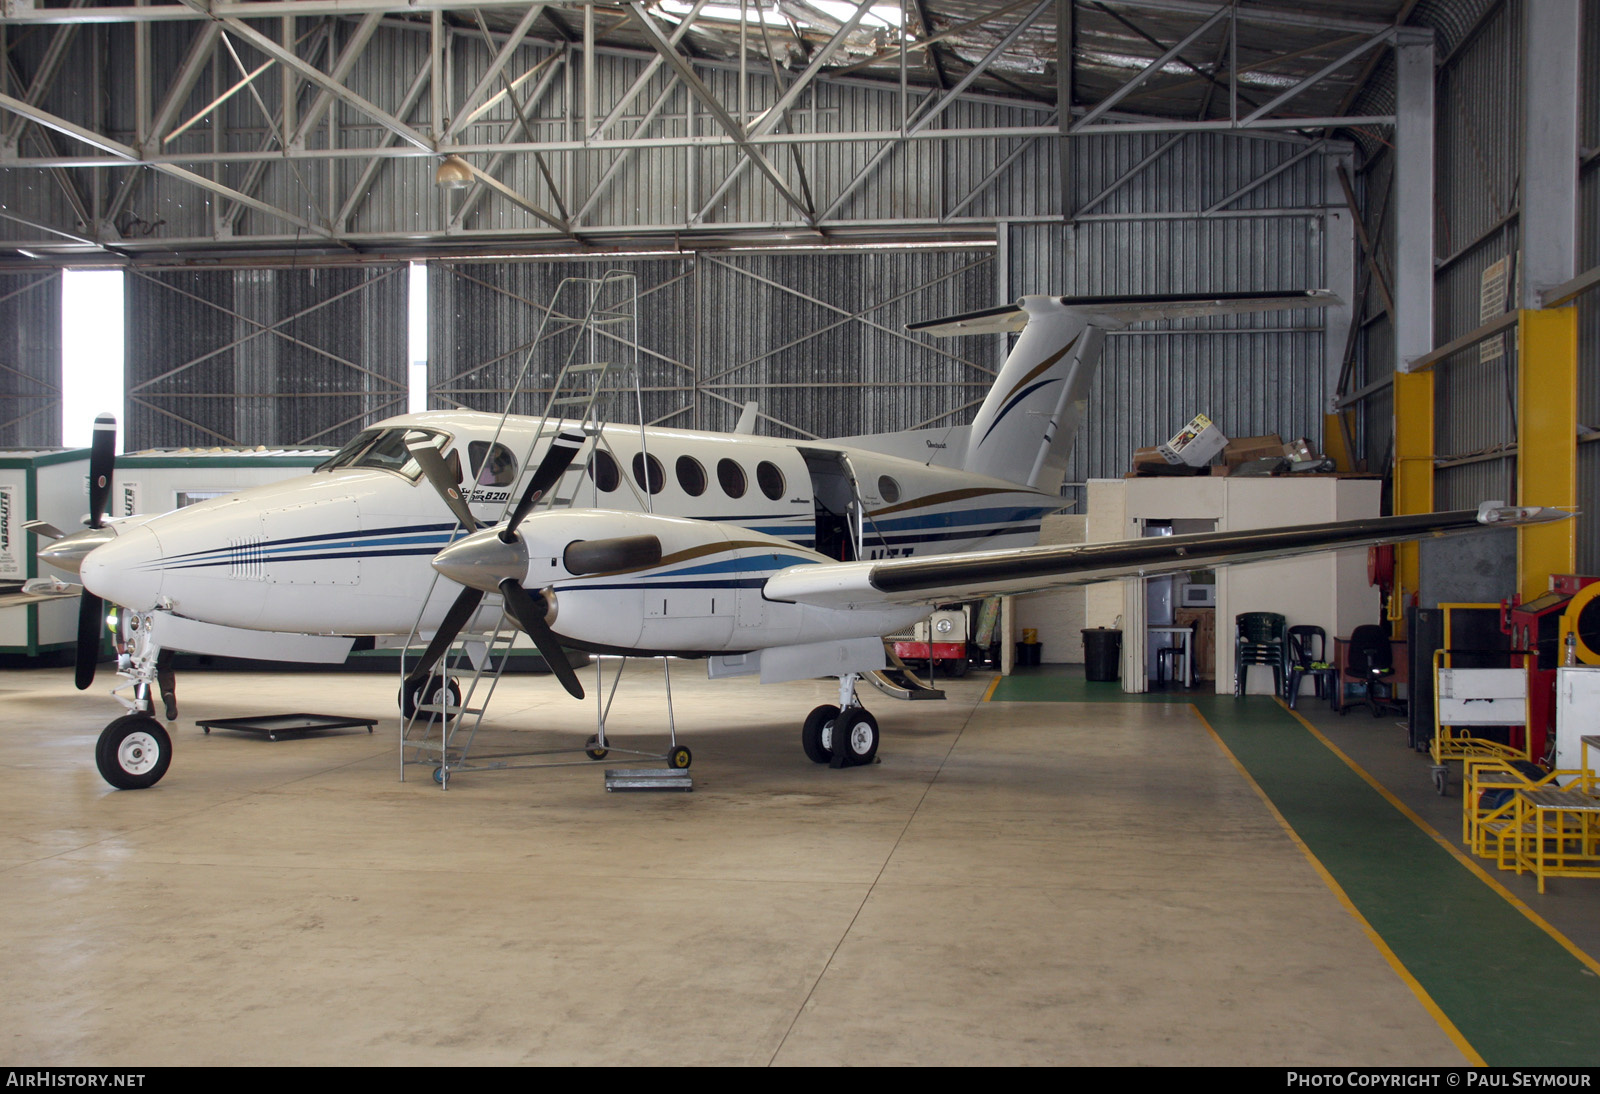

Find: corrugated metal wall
<box><xmin>429</xmin><ymin>249</ymin><xmax>996</xmax><ymax>440</ymax></box>
<box><xmin>124</xmin><ymin>264</ymin><xmax>408</xmax><ymax>449</ymax></box>
<box><xmin>0</xmin><ymin>271</ymin><xmax>62</xmax><ymax>447</ymax></box>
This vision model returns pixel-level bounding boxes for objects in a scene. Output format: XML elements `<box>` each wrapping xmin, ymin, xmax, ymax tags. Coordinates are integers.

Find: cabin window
<box><xmin>468</xmin><ymin>441</ymin><xmax>518</xmax><ymax>487</ymax></box>
<box><xmin>676</xmin><ymin>455</ymin><xmax>707</xmax><ymax>497</ymax></box>
<box><xmin>588</xmin><ymin>449</ymin><xmax>620</xmax><ymax>492</ymax></box>
<box><xmin>717</xmin><ymin>458</ymin><xmax>747</xmax><ymax>498</ymax></box>
<box><xmin>633</xmin><ymin>452</ymin><xmax>665</xmax><ymax>495</ymax></box>
<box><xmin>756</xmin><ymin>460</ymin><xmax>786</xmax><ymax>501</ymax></box>
<box><xmin>878</xmin><ymin>475</ymin><xmax>901</xmax><ymax>504</ymax></box>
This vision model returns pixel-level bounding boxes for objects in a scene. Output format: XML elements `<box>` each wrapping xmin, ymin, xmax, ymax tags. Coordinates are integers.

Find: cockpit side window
<box><xmin>468</xmin><ymin>441</ymin><xmax>518</xmax><ymax>487</ymax></box>
<box><xmin>317</xmin><ymin>427</ymin><xmax>448</xmax><ymax>481</ymax></box>
<box><xmin>315</xmin><ymin>428</ymin><xmax>382</xmax><ymax>472</ymax></box>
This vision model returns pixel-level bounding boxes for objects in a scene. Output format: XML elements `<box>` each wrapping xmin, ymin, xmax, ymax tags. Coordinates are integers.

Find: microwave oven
<box><xmin>1180</xmin><ymin>584</ymin><xmax>1216</xmax><ymax>608</ymax></box>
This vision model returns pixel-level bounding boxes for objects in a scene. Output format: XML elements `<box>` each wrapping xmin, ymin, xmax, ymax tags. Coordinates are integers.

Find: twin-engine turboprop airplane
<box><xmin>31</xmin><ymin>289</ymin><xmax>1567</xmax><ymax>790</ymax></box>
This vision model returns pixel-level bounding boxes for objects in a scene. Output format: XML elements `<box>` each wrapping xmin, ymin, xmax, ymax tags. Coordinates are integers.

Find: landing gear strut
<box><xmin>800</xmin><ymin>674</ymin><xmax>879</xmax><ymax>768</ymax></box>
<box><xmin>97</xmin><ymin>609</ymin><xmax>174</xmax><ymax>790</ymax></box>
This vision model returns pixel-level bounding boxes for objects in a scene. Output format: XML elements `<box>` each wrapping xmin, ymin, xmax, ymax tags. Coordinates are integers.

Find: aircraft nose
<box><xmin>432</xmin><ymin>529</ymin><xmax>528</xmax><ymax>593</ymax></box>
<box><xmin>36</xmin><ymin>526</ymin><xmax>117</xmax><ymax>575</ymax></box>
<box><xmin>79</xmin><ymin>523</ymin><xmax>165</xmax><ymax>610</ymax></box>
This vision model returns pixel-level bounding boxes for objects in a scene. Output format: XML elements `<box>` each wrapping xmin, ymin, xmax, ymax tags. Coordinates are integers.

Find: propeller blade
<box><xmin>503</xmin><ymin>428</ymin><xmax>586</xmax><ymax>541</ymax></box>
<box><xmin>498</xmin><ymin>579</ymin><xmax>584</xmax><ymax>700</ymax></box>
<box><xmin>88</xmin><ymin>412</ymin><xmax>117</xmax><ymax>530</ymax></box>
<box><xmin>407</xmin><ymin>439</ymin><xmax>480</xmax><ymax>534</ymax></box>
<box><xmin>74</xmin><ymin>592</ymin><xmax>103</xmax><ymax>690</ymax></box>
<box><xmin>403</xmin><ymin>585</ymin><xmax>485</xmax><ymax>690</ymax></box>
<box><xmin>23</xmin><ymin>520</ymin><xmax>65</xmax><ymax>541</ymax></box>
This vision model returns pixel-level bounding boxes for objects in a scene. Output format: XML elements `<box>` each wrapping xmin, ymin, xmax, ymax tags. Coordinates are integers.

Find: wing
<box><xmin>764</xmin><ymin>504</ymin><xmax>1565</xmax><ymax>610</ymax></box>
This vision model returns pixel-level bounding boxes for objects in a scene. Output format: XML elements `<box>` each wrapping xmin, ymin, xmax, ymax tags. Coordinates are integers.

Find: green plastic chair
<box><xmin>1234</xmin><ymin>611</ymin><xmax>1287</xmax><ymax>697</ymax></box>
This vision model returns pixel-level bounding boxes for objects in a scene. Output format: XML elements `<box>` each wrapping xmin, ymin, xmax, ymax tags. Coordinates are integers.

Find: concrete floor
<box><xmin>1</xmin><ymin>661</ymin><xmax>1480</xmax><ymax>1066</ymax></box>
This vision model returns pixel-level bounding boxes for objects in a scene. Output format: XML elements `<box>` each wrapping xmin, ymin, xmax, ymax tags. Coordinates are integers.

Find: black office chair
<box><xmin>1285</xmin><ymin>625</ymin><xmax>1337</xmax><ymax>710</ymax></box>
<box><xmin>1342</xmin><ymin>624</ymin><xmax>1402</xmax><ymax>717</ymax></box>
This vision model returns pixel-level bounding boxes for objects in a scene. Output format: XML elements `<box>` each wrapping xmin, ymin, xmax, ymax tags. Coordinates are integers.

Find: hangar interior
<box><xmin>1</xmin><ymin>0</ymin><xmax>1598</xmax><ymax>1067</ymax></box>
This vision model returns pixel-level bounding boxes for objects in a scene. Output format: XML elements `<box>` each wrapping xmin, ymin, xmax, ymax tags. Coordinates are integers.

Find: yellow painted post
<box><xmin>1393</xmin><ymin>368</ymin><xmax>1435</xmax><ymax>624</ymax></box>
<box><xmin>1516</xmin><ymin>307</ymin><xmax>1578</xmax><ymax>600</ymax></box>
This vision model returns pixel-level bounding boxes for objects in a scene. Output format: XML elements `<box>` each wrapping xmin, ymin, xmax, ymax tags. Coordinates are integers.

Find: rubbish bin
<box><xmin>1015</xmin><ymin>641</ymin><xmax>1042</xmax><ymax>666</ymax></box>
<box><xmin>1082</xmin><ymin>628</ymin><xmax>1121</xmax><ymax>682</ymax></box>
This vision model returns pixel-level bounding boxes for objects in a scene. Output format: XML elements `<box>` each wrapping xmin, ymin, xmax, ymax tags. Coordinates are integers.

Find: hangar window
<box><xmin>717</xmin><ymin>458</ymin><xmax>747</xmax><ymax>498</ymax></box>
<box><xmin>468</xmin><ymin>441</ymin><xmax>518</xmax><ymax>487</ymax></box>
<box><xmin>633</xmin><ymin>452</ymin><xmax>665</xmax><ymax>495</ymax></box>
<box><xmin>756</xmin><ymin>460</ymin><xmax>786</xmax><ymax>501</ymax></box>
<box><xmin>588</xmin><ymin>449</ymin><xmax>620</xmax><ymax>492</ymax></box>
<box><xmin>676</xmin><ymin>455</ymin><xmax>707</xmax><ymax>497</ymax></box>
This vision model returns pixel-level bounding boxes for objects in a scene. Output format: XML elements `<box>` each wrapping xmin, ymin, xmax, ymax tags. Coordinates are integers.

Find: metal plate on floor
<box><xmin>196</xmin><ymin>713</ymin><xmax>378</xmax><ymax>741</ymax></box>
<box><xmin>605</xmin><ymin>767</ymin><xmax>693</xmax><ymax>792</ymax></box>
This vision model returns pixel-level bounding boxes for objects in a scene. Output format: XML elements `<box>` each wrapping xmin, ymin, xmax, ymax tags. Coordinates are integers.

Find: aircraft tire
<box><xmin>96</xmin><ymin>714</ymin><xmax>172</xmax><ymax>790</ymax></box>
<box><xmin>801</xmin><ymin>705</ymin><xmax>839</xmax><ymax>764</ymax></box>
<box><xmin>400</xmin><ymin>676</ymin><xmax>460</xmax><ymax>720</ymax></box>
<box><xmin>836</xmin><ymin>707</ymin><xmax>880</xmax><ymax>766</ymax></box>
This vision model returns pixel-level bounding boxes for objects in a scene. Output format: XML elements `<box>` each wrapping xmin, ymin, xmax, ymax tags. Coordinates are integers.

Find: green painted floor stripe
<box><xmin>990</xmin><ymin>671</ymin><xmax>1600</xmax><ymax>1065</ymax></box>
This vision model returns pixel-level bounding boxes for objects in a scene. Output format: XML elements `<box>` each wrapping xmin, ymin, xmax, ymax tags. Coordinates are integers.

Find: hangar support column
<box><xmin>1515</xmin><ymin>0</ymin><xmax>1581</xmax><ymax>599</ymax></box>
<box><xmin>1391</xmin><ymin>32</ymin><xmax>1434</xmax><ymax>609</ymax></box>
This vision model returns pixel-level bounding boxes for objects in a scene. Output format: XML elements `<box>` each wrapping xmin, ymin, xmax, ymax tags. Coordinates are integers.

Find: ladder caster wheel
<box><xmin>585</xmin><ymin>735</ymin><xmax>609</xmax><ymax>761</ymax></box>
<box><xmin>666</xmin><ymin>746</ymin><xmax>692</xmax><ymax>770</ymax></box>
<box><xmin>433</xmin><ymin>766</ymin><xmax>446</xmax><ymax>785</ymax></box>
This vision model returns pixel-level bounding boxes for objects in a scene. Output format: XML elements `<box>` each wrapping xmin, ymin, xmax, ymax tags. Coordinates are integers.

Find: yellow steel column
<box><xmin>1516</xmin><ymin>307</ymin><xmax>1578</xmax><ymax>599</ymax></box>
<box><xmin>1393</xmin><ymin>368</ymin><xmax>1435</xmax><ymax>616</ymax></box>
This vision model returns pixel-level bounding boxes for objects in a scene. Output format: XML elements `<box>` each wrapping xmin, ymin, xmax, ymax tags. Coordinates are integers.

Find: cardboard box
<box><xmin>1157</xmin><ymin>413</ymin><xmax>1228</xmax><ymax>467</ymax></box>
<box><xmin>1223</xmin><ymin>433</ymin><xmax>1285</xmax><ymax>468</ymax></box>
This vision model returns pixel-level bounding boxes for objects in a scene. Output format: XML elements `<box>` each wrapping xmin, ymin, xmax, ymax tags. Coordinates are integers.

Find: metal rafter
<box><xmin>0</xmin><ymin>89</ymin><xmax>340</xmax><ymax>240</ymax></box>
<box><xmin>625</xmin><ymin>1</ymin><xmax>814</xmax><ymax>224</ymax></box>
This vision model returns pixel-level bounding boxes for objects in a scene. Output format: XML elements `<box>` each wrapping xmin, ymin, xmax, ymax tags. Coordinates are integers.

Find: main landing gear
<box><xmin>800</xmin><ymin>674</ymin><xmax>880</xmax><ymax>768</ymax></box>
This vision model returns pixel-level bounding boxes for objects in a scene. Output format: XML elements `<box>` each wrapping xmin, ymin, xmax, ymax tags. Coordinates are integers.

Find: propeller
<box><xmin>75</xmin><ymin>412</ymin><xmax>117</xmax><ymax>690</ymax></box>
<box><xmin>405</xmin><ymin>427</ymin><xmax>588</xmax><ymax>695</ymax></box>
<box><xmin>406</xmin><ymin>438</ymin><xmax>480</xmax><ymax>534</ymax></box>
<box><xmin>498</xmin><ymin>579</ymin><xmax>584</xmax><ymax>700</ymax></box>
<box><xmin>503</xmin><ymin>427</ymin><xmax>586</xmax><ymax>540</ymax></box>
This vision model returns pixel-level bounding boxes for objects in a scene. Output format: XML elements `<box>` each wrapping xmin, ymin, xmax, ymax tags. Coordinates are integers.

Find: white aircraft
<box><xmin>27</xmin><ymin>290</ymin><xmax>1564</xmax><ymax>790</ymax></box>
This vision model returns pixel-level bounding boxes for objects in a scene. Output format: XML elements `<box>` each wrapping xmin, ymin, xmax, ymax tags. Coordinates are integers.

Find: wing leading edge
<box><xmin>763</xmin><ymin>504</ymin><xmax>1567</xmax><ymax>610</ymax></box>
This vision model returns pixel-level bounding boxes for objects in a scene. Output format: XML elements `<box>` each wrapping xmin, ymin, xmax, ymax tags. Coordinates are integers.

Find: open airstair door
<box><xmin>800</xmin><ymin>449</ymin><xmax>861</xmax><ymax>562</ymax></box>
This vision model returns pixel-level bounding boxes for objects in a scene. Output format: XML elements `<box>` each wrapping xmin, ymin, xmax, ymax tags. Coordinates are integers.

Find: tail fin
<box><xmin>910</xmin><ymin>290</ymin><xmax>1338</xmax><ymax>492</ymax></box>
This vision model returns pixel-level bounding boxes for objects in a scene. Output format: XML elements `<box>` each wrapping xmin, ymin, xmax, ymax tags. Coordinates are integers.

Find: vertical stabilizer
<box><xmin>963</xmin><ymin>298</ymin><xmax>1102</xmax><ymax>492</ymax></box>
<box><xmin>907</xmin><ymin>290</ymin><xmax>1338</xmax><ymax>492</ymax></box>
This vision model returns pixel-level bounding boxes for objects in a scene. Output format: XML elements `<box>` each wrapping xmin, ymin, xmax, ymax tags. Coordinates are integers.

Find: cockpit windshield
<box><xmin>314</xmin><ymin>427</ymin><xmax>449</xmax><ymax>480</ymax></box>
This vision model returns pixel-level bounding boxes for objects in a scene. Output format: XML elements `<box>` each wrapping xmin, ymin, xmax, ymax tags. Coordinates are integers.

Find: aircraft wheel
<box><xmin>400</xmin><ymin>676</ymin><xmax>460</xmax><ymax>719</ymax></box>
<box><xmin>836</xmin><ymin>707</ymin><xmax>880</xmax><ymax>766</ymax></box>
<box><xmin>666</xmin><ymin>745</ymin><xmax>692</xmax><ymax>770</ymax></box>
<box><xmin>801</xmin><ymin>704</ymin><xmax>840</xmax><ymax>764</ymax></box>
<box><xmin>95</xmin><ymin>714</ymin><xmax>172</xmax><ymax>790</ymax></box>
<box><xmin>585</xmin><ymin>735</ymin><xmax>609</xmax><ymax>761</ymax></box>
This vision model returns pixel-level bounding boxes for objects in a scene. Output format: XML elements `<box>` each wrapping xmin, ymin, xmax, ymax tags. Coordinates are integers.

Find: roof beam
<box><xmin>624</xmin><ymin>1</ymin><xmax>813</xmax><ymax>224</ymax></box>
<box><xmin>443</xmin><ymin>3</ymin><xmax>545</xmax><ymax>142</ymax></box>
<box><xmin>1070</xmin><ymin>5</ymin><xmax>1229</xmax><ymax>132</ymax></box>
<box><xmin>907</xmin><ymin>0</ymin><xmax>1052</xmax><ymax>136</ymax></box>
<box><xmin>0</xmin><ymin>89</ymin><xmax>339</xmax><ymax>240</ymax></box>
<box><xmin>176</xmin><ymin>0</ymin><xmax>436</xmax><ymax>153</ymax></box>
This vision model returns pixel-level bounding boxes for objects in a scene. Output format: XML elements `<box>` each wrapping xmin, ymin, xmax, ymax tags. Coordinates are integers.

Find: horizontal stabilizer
<box><xmin>909</xmin><ymin>290</ymin><xmax>1339</xmax><ymax>336</ymax></box>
